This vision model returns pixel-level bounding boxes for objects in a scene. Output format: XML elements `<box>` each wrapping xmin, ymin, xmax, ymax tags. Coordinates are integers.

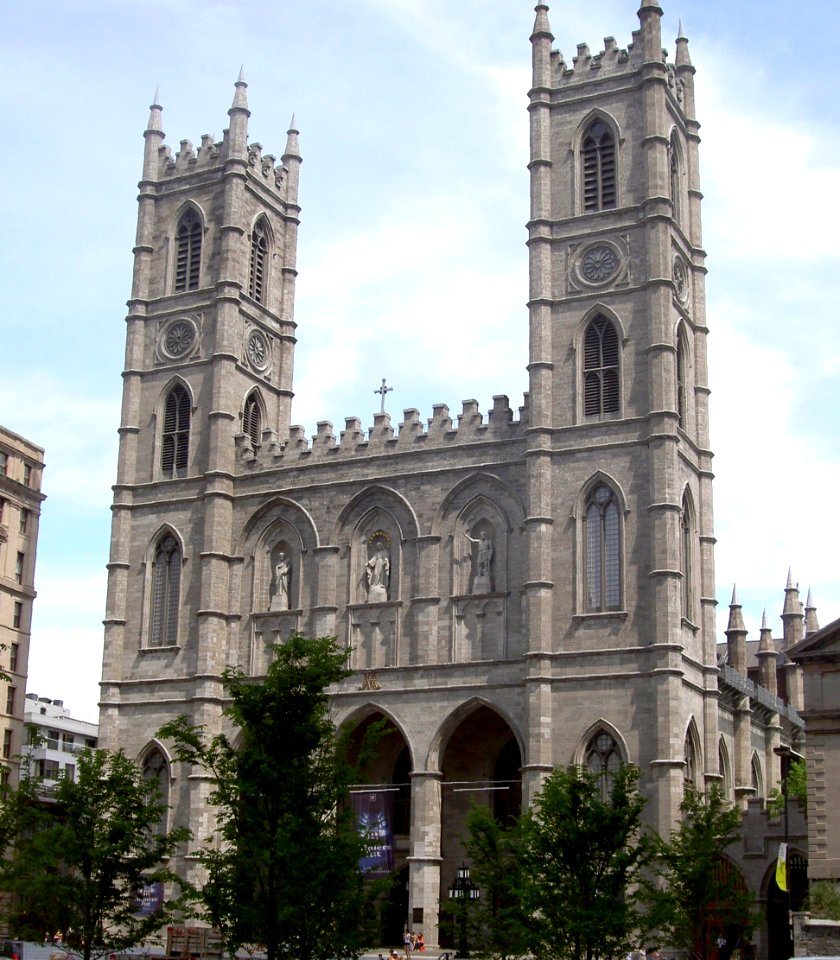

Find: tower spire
<box><xmin>725</xmin><ymin>584</ymin><xmax>748</xmax><ymax>674</ymax></box>
<box><xmin>757</xmin><ymin>609</ymin><xmax>778</xmax><ymax>695</ymax></box>
<box><xmin>227</xmin><ymin>68</ymin><xmax>250</xmax><ymax>158</ymax></box>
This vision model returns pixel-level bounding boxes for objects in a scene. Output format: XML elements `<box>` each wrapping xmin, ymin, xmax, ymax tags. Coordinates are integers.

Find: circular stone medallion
<box><xmin>161</xmin><ymin>319</ymin><xmax>196</xmax><ymax>359</ymax></box>
<box><xmin>580</xmin><ymin>244</ymin><xmax>619</xmax><ymax>284</ymax></box>
<box><xmin>246</xmin><ymin>330</ymin><xmax>270</xmax><ymax>371</ymax></box>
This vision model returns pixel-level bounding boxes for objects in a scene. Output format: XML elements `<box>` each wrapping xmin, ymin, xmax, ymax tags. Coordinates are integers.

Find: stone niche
<box><xmin>349</xmin><ymin>602</ymin><xmax>401</xmax><ymax>671</ymax></box>
<box><xmin>452</xmin><ymin>595</ymin><xmax>507</xmax><ymax>662</ymax></box>
<box><xmin>249</xmin><ymin>610</ymin><xmax>301</xmax><ymax>676</ymax></box>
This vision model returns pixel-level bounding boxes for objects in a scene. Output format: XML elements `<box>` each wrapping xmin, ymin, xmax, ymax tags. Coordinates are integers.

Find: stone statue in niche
<box><xmin>269</xmin><ymin>552</ymin><xmax>292</xmax><ymax>611</ymax></box>
<box><xmin>365</xmin><ymin>538</ymin><xmax>390</xmax><ymax>603</ymax></box>
<box><xmin>464</xmin><ymin>527</ymin><xmax>494</xmax><ymax>593</ymax></box>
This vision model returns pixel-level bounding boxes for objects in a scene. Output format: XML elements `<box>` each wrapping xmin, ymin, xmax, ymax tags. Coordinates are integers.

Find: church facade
<box><xmin>99</xmin><ymin>3</ymin><xmax>807</xmax><ymax>954</ymax></box>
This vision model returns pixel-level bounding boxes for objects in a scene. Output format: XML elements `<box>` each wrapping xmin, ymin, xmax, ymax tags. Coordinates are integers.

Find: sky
<box><xmin>1</xmin><ymin>0</ymin><xmax>838</xmax><ymax>724</ymax></box>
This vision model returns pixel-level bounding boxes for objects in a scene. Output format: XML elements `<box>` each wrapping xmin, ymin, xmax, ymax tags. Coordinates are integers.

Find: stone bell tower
<box><xmin>524</xmin><ymin>1</ymin><xmax>717</xmax><ymax>834</ymax></box>
<box><xmin>100</xmin><ymin>75</ymin><xmax>301</xmax><ymax>749</ymax></box>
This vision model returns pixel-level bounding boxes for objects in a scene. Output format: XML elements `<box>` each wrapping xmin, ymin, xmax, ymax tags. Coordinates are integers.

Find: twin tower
<box><xmin>99</xmin><ymin>3</ymin><xmax>791</xmax><ymax>947</ymax></box>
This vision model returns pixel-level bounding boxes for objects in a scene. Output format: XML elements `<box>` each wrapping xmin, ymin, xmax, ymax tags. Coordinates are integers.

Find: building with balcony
<box><xmin>23</xmin><ymin>694</ymin><xmax>98</xmax><ymax>785</ymax></box>
<box><xmin>0</xmin><ymin>426</ymin><xmax>45</xmax><ymax>787</ymax></box>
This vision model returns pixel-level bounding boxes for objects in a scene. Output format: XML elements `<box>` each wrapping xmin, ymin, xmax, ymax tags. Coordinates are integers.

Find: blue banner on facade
<box><xmin>134</xmin><ymin>880</ymin><xmax>165</xmax><ymax>916</ymax></box>
<box><xmin>352</xmin><ymin>790</ymin><xmax>395</xmax><ymax>877</ymax></box>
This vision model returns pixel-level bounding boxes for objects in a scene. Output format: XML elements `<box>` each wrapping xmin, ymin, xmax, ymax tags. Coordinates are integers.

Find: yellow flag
<box><xmin>776</xmin><ymin>842</ymin><xmax>788</xmax><ymax>892</ymax></box>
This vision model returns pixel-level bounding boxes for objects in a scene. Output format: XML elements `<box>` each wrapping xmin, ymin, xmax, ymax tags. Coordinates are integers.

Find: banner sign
<box><xmin>352</xmin><ymin>790</ymin><xmax>394</xmax><ymax>877</ymax></box>
<box><xmin>134</xmin><ymin>880</ymin><xmax>165</xmax><ymax>916</ymax></box>
<box><xmin>776</xmin><ymin>842</ymin><xmax>788</xmax><ymax>893</ymax></box>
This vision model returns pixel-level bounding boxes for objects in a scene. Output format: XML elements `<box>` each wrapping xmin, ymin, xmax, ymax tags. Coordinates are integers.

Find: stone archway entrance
<box><xmin>767</xmin><ymin>851</ymin><xmax>808</xmax><ymax>960</ymax></box>
<box><xmin>438</xmin><ymin>705</ymin><xmax>522</xmax><ymax>948</ymax></box>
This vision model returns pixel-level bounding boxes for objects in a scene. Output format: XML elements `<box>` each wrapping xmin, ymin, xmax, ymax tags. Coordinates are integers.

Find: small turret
<box><xmin>637</xmin><ymin>0</ymin><xmax>663</xmax><ymax>62</ymax></box>
<box><xmin>725</xmin><ymin>585</ymin><xmax>747</xmax><ymax>675</ymax></box>
<box><xmin>142</xmin><ymin>89</ymin><xmax>164</xmax><ymax>181</ymax></box>
<box><xmin>227</xmin><ymin>68</ymin><xmax>251</xmax><ymax>159</ymax></box>
<box><xmin>674</xmin><ymin>21</ymin><xmax>696</xmax><ymax>119</ymax></box>
<box><xmin>282</xmin><ymin>114</ymin><xmax>302</xmax><ymax>206</ymax></box>
<box><xmin>531</xmin><ymin>4</ymin><xmax>554</xmax><ymax>89</ymax></box>
<box><xmin>804</xmin><ymin>587</ymin><xmax>820</xmax><ymax>637</ymax></box>
<box><xmin>757</xmin><ymin>610</ymin><xmax>778</xmax><ymax>696</ymax></box>
<box><xmin>782</xmin><ymin>569</ymin><xmax>804</xmax><ymax>649</ymax></box>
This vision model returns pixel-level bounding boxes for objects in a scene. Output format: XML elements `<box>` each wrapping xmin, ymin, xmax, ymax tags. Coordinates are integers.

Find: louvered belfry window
<box><xmin>161</xmin><ymin>385</ymin><xmax>190</xmax><ymax>478</ymax></box>
<box><xmin>583</xmin><ymin>315</ymin><xmax>620</xmax><ymax>416</ymax></box>
<box><xmin>249</xmin><ymin>221</ymin><xmax>268</xmax><ymax>303</ymax></box>
<box><xmin>150</xmin><ymin>535</ymin><xmax>181</xmax><ymax>647</ymax></box>
<box><xmin>584</xmin><ymin>484</ymin><xmax>621</xmax><ymax>612</ymax></box>
<box><xmin>582</xmin><ymin>120</ymin><xmax>616</xmax><ymax>212</ymax></box>
<box><xmin>676</xmin><ymin>331</ymin><xmax>686</xmax><ymax>428</ymax></box>
<box><xmin>243</xmin><ymin>392</ymin><xmax>261</xmax><ymax>446</ymax></box>
<box><xmin>174</xmin><ymin>209</ymin><xmax>202</xmax><ymax>292</ymax></box>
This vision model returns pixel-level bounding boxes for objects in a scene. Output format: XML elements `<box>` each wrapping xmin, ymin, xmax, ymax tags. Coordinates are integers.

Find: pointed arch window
<box><xmin>243</xmin><ymin>391</ymin><xmax>262</xmax><ymax>446</ymax></box>
<box><xmin>676</xmin><ymin>327</ymin><xmax>687</xmax><ymax>428</ymax></box>
<box><xmin>582</xmin><ymin>120</ymin><xmax>617</xmax><ymax>212</ymax></box>
<box><xmin>174</xmin><ymin>209</ymin><xmax>202</xmax><ymax>292</ymax></box>
<box><xmin>249</xmin><ymin>220</ymin><xmax>269</xmax><ymax>303</ymax></box>
<box><xmin>149</xmin><ymin>535</ymin><xmax>181</xmax><ymax>647</ymax></box>
<box><xmin>161</xmin><ymin>385</ymin><xmax>190</xmax><ymax>479</ymax></box>
<box><xmin>670</xmin><ymin>133</ymin><xmax>682</xmax><ymax>224</ymax></box>
<box><xmin>586</xmin><ymin>730</ymin><xmax>621</xmax><ymax>800</ymax></box>
<box><xmin>583</xmin><ymin>316</ymin><xmax>620</xmax><ymax>416</ymax></box>
<box><xmin>751</xmin><ymin>754</ymin><xmax>763</xmax><ymax>798</ymax></box>
<box><xmin>584</xmin><ymin>483</ymin><xmax>622</xmax><ymax>612</ymax></box>
<box><xmin>681</xmin><ymin>492</ymin><xmax>695</xmax><ymax>621</ymax></box>
<box><xmin>142</xmin><ymin>747</ymin><xmax>169</xmax><ymax>834</ymax></box>
<box><xmin>684</xmin><ymin>727</ymin><xmax>698</xmax><ymax>786</ymax></box>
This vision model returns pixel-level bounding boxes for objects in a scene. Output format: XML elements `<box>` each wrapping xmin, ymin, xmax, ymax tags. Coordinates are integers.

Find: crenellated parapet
<box><xmin>235</xmin><ymin>393</ymin><xmax>530</xmax><ymax>467</ymax></box>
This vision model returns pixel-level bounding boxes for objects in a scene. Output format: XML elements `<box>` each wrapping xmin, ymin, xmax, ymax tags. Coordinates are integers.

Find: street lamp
<box><xmin>448</xmin><ymin>863</ymin><xmax>480</xmax><ymax>958</ymax></box>
<box><xmin>774</xmin><ymin>744</ymin><xmax>805</xmax><ymax>945</ymax></box>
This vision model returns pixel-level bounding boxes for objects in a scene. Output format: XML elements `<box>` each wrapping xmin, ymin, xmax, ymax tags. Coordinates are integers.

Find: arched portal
<box><xmin>438</xmin><ymin>705</ymin><xmax>522</xmax><ymax>947</ymax></box>
<box><xmin>766</xmin><ymin>850</ymin><xmax>808</xmax><ymax>960</ymax></box>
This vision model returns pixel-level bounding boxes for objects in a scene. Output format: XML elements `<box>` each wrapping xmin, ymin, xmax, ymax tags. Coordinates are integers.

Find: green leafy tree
<box><xmin>0</xmin><ymin>748</ymin><xmax>189</xmax><ymax>960</ymax></box>
<box><xmin>159</xmin><ymin>633</ymin><xmax>385</xmax><ymax>960</ymax></box>
<box><xmin>767</xmin><ymin>758</ymin><xmax>807</xmax><ymax>817</ymax></box>
<box><xmin>652</xmin><ymin>784</ymin><xmax>755</xmax><ymax>960</ymax></box>
<box><xmin>497</xmin><ymin>764</ymin><xmax>655</xmax><ymax>960</ymax></box>
<box><xmin>457</xmin><ymin>803</ymin><xmax>529</xmax><ymax>960</ymax></box>
<box><xmin>805</xmin><ymin>880</ymin><xmax>840</xmax><ymax>920</ymax></box>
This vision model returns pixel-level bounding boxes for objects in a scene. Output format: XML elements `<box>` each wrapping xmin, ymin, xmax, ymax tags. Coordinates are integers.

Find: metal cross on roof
<box><xmin>374</xmin><ymin>377</ymin><xmax>393</xmax><ymax>414</ymax></box>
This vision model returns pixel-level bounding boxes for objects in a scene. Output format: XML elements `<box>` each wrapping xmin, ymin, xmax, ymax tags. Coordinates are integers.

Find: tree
<box><xmin>805</xmin><ymin>880</ymin><xmax>840</xmax><ymax>920</ymax></box>
<box><xmin>0</xmin><ymin>748</ymin><xmax>189</xmax><ymax>960</ymax></box>
<box><xmin>465</xmin><ymin>764</ymin><xmax>654</xmax><ymax>960</ymax></box>
<box><xmin>767</xmin><ymin>758</ymin><xmax>807</xmax><ymax>816</ymax></box>
<box><xmin>457</xmin><ymin>803</ymin><xmax>529</xmax><ymax>960</ymax></box>
<box><xmin>653</xmin><ymin>784</ymin><xmax>755</xmax><ymax>960</ymax></box>
<box><xmin>159</xmin><ymin>633</ymin><xmax>385</xmax><ymax>960</ymax></box>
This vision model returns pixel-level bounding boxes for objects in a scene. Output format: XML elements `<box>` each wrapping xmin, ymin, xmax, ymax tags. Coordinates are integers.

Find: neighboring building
<box><xmin>23</xmin><ymin>694</ymin><xmax>98</xmax><ymax>786</ymax></box>
<box><xmin>789</xmin><ymin>615</ymin><xmax>840</xmax><ymax>883</ymax></box>
<box><xmin>97</xmin><ymin>4</ymin><xmax>807</xmax><ymax>957</ymax></box>
<box><xmin>0</xmin><ymin>426</ymin><xmax>45</xmax><ymax>787</ymax></box>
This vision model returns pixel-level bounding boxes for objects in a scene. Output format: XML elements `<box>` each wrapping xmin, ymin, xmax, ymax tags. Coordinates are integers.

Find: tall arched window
<box><xmin>149</xmin><ymin>535</ymin><xmax>181</xmax><ymax>647</ymax></box>
<box><xmin>584</xmin><ymin>483</ymin><xmax>622</xmax><ymax>612</ymax></box>
<box><xmin>751</xmin><ymin>754</ymin><xmax>763</xmax><ymax>798</ymax></box>
<box><xmin>684</xmin><ymin>726</ymin><xmax>698</xmax><ymax>787</ymax></box>
<box><xmin>719</xmin><ymin>740</ymin><xmax>732</xmax><ymax>800</ymax></box>
<box><xmin>670</xmin><ymin>132</ymin><xmax>682</xmax><ymax>224</ymax></box>
<box><xmin>161</xmin><ymin>384</ymin><xmax>190</xmax><ymax>479</ymax></box>
<box><xmin>586</xmin><ymin>730</ymin><xmax>621</xmax><ymax>800</ymax></box>
<box><xmin>174</xmin><ymin>209</ymin><xmax>202</xmax><ymax>292</ymax></box>
<box><xmin>676</xmin><ymin>327</ymin><xmax>687</xmax><ymax>428</ymax></box>
<box><xmin>243</xmin><ymin>391</ymin><xmax>262</xmax><ymax>446</ymax></box>
<box><xmin>582</xmin><ymin>120</ymin><xmax>617</xmax><ymax>212</ymax></box>
<box><xmin>249</xmin><ymin>220</ymin><xmax>269</xmax><ymax>303</ymax></box>
<box><xmin>583</xmin><ymin>315</ymin><xmax>620</xmax><ymax>416</ymax></box>
<box><xmin>142</xmin><ymin>747</ymin><xmax>169</xmax><ymax>834</ymax></box>
<box><xmin>681</xmin><ymin>491</ymin><xmax>695</xmax><ymax>621</ymax></box>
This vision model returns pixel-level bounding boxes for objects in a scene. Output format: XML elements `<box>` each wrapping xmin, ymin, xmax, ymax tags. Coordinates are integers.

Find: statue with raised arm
<box><xmin>464</xmin><ymin>529</ymin><xmax>494</xmax><ymax>592</ymax></box>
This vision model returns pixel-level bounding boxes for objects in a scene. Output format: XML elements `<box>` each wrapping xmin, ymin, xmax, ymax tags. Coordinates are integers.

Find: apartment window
<box><xmin>583</xmin><ymin>315</ymin><xmax>620</xmax><ymax>416</ymax></box>
<box><xmin>582</xmin><ymin>119</ymin><xmax>617</xmax><ymax>212</ymax></box>
<box><xmin>0</xmin><ymin>498</ymin><xmax>5</xmax><ymax>521</ymax></box>
<box><xmin>5</xmin><ymin>687</ymin><xmax>14</xmax><ymax>715</ymax></box>
<box><xmin>249</xmin><ymin>219</ymin><xmax>269</xmax><ymax>303</ymax></box>
<box><xmin>174</xmin><ymin>208</ymin><xmax>202</xmax><ymax>292</ymax></box>
<box><xmin>46</xmin><ymin>729</ymin><xmax>59</xmax><ymax>750</ymax></box>
<box><xmin>12</xmin><ymin>602</ymin><xmax>22</xmax><ymax>630</ymax></box>
<box><xmin>2</xmin><ymin>730</ymin><xmax>11</xmax><ymax>759</ymax></box>
<box><xmin>23</xmin><ymin>464</ymin><xmax>32</xmax><ymax>487</ymax></box>
<box><xmin>62</xmin><ymin>733</ymin><xmax>75</xmax><ymax>753</ymax></box>
<box><xmin>584</xmin><ymin>483</ymin><xmax>622</xmax><ymax>612</ymax></box>
<box><xmin>9</xmin><ymin>643</ymin><xmax>18</xmax><ymax>673</ymax></box>
<box><xmin>38</xmin><ymin>759</ymin><xmax>60</xmax><ymax>780</ymax></box>
<box><xmin>161</xmin><ymin>384</ymin><xmax>191</xmax><ymax>479</ymax></box>
<box><xmin>64</xmin><ymin>763</ymin><xmax>76</xmax><ymax>782</ymax></box>
<box><xmin>19</xmin><ymin>508</ymin><xmax>29</xmax><ymax>534</ymax></box>
<box><xmin>0</xmin><ymin>452</ymin><xmax>7</xmax><ymax>476</ymax></box>
<box><xmin>14</xmin><ymin>552</ymin><xmax>24</xmax><ymax>584</ymax></box>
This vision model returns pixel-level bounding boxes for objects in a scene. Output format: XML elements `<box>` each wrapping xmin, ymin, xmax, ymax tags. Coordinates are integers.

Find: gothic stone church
<box><xmin>99</xmin><ymin>3</ymin><xmax>809</xmax><ymax>955</ymax></box>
